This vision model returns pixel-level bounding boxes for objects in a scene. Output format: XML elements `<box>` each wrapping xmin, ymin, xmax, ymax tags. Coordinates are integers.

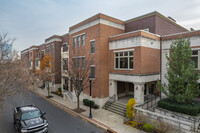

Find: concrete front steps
<box><xmin>197</xmin><ymin>125</ymin><xmax>200</xmax><ymax>133</ymax></box>
<box><xmin>103</xmin><ymin>101</ymin><xmax>126</xmax><ymax>116</ymax></box>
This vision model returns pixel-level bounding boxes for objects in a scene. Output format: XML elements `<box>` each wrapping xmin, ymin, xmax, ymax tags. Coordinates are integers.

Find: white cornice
<box><xmin>45</xmin><ymin>38</ymin><xmax>62</xmax><ymax>44</ymax></box>
<box><xmin>69</xmin><ymin>18</ymin><xmax>125</xmax><ymax>35</ymax></box>
<box><xmin>21</xmin><ymin>50</ymin><xmax>29</xmax><ymax>54</ymax></box>
<box><xmin>29</xmin><ymin>48</ymin><xmax>38</xmax><ymax>51</ymax></box>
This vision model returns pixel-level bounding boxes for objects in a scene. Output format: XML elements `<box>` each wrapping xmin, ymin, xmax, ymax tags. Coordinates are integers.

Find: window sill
<box><xmin>114</xmin><ymin>68</ymin><xmax>134</xmax><ymax>71</ymax></box>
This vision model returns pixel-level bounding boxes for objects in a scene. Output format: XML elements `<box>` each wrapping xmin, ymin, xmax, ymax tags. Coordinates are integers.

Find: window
<box><xmin>90</xmin><ymin>66</ymin><xmax>95</xmax><ymax>78</ymax></box>
<box><xmin>46</xmin><ymin>46</ymin><xmax>50</xmax><ymax>53</ymax></box>
<box><xmin>63</xmin><ymin>43</ymin><xmax>68</xmax><ymax>52</ymax></box>
<box><xmin>52</xmin><ymin>45</ymin><xmax>54</xmax><ymax>55</ymax></box>
<box><xmin>75</xmin><ymin>79</ymin><xmax>83</xmax><ymax>89</ymax></box>
<box><xmin>114</xmin><ymin>51</ymin><xmax>134</xmax><ymax>70</ymax></box>
<box><xmin>192</xmin><ymin>50</ymin><xmax>198</xmax><ymax>69</ymax></box>
<box><xmin>63</xmin><ymin>78</ymin><xmax>68</xmax><ymax>90</ymax></box>
<box><xmin>73</xmin><ymin>58</ymin><xmax>76</xmax><ymax>68</ymax></box>
<box><xmin>63</xmin><ymin>58</ymin><xmax>68</xmax><ymax>70</ymax></box>
<box><xmin>30</xmin><ymin>52</ymin><xmax>32</xmax><ymax>57</ymax></box>
<box><xmin>35</xmin><ymin>60</ymin><xmax>39</xmax><ymax>67</ymax></box>
<box><xmin>78</xmin><ymin>36</ymin><xmax>80</xmax><ymax>47</ymax></box>
<box><xmin>81</xmin><ymin>34</ymin><xmax>85</xmax><ymax>46</ymax></box>
<box><xmin>82</xmin><ymin>57</ymin><xmax>85</xmax><ymax>68</ymax></box>
<box><xmin>29</xmin><ymin>61</ymin><xmax>32</xmax><ymax>67</ymax></box>
<box><xmin>73</xmin><ymin>37</ymin><xmax>76</xmax><ymax>48</ymax></box>
<box><xmin>91</xmin><ymin>41</ymin><xmax>95</xmax><ymax>54</ymax></box>
<box><xmin>78</xmin><ymin>58</ymin><xmax>80</xmax><ymax>68</ymax></box>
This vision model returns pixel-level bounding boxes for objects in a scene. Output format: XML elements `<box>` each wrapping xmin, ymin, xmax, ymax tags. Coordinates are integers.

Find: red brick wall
<box><xmin>109</xmin><ymin>46</ymin><xmax>160</xmax><ymax>75</ymax></box>
<box><xmin>69</xmin><ymin>23</ymin><xmax>124</xmax><ymax>98</ymax></box>
<box><xmin>155</xmin><ymin>15</ymin><xmax>187</xmax><ymax>35</ymax></box>
<box><xmin>125</xmin><ymin>15</ymin><xmax>156</xmax><ymax>33</ymax></box>
<box><xmin>99</xmin><ymin>24</ymin><xmax>124</xmax><ymax>98</ymax></box>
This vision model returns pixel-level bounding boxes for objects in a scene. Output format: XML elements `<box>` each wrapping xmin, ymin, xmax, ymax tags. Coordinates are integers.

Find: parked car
<box><xmin>13</xmin><ymin>105</ymin><xmax>48</xmax><ymax>133</ymax></box>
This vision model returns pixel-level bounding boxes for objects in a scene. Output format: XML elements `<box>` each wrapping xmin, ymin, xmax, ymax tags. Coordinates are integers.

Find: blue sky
<box><xmin>0</xmin><ymin>0</ymin><xmax>200</xmax><ymax>51</ymax></box>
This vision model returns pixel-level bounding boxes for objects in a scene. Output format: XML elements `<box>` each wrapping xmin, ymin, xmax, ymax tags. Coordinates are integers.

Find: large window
<box><xmin>46</xmin><ymin>46</ymin><xmax>50</xmax><ymax>53</ymax></box>
<box><xmin>52</xmin><ymin>45</ymin><xmax>54</xmax><ymax>55</ymax></box>
<box><xmin>63</xmin><ymin>43</ymin><xmax>68</xmax><ymax>52</ymax></box>
<box><xmin>78</xmin><ymin>58</ymin><xmax>80</xmax><ymax>68</ymax></box>
<box><xmin>81</xmin><ymin>34</ymin><xmax>85</xmax><ymax>46</ymax></box>
<box><xmin>90</xmin><ymin>66</ymin><xmax>95</xmax><ymax>78</ymax></box>
<box><xmin>192</xmin><ymin>50</ymin><xmax>199</xmax><ymax>69</ymax></box>
<box><xmin>73</xmin><ymin>37</ymin><xmax>76</xmax><ymax>48</ymax></box>
<box><xmin>91</xmin><ymin>41</ymin><xmax>95</xmax><ymax>54</ymax></box>
<box><xmin>63</xmin><ymin>78</ymin><xmax>68</xmax><ymax>91</ymax></box>
<box><xmin>73</xmin><ymin>58</ymin><xmax>76</xmax><ymax>68</ymax></box>
<box><xmin>114</xmin><ymin>51</ymin><xmax>134</xmax><ymax>70</ymax></box>
<box><xmin>35</xmin><ymin>60</ymin><xmax>39</xmax><ymax>67</ymax></box>
<box><xmin>77</xmin><ymin>36</ymin><xmax>80</xmax><ymax>47</ymax></box>
<box><xmin>63</xmin><ymin>58</ymin><xmax>68</xmax><ymax>70</ymax></box>
<box><xmin>82</xmin><ymin>57</ymin><xmax>85</xmax><ymax>68</ymax></box>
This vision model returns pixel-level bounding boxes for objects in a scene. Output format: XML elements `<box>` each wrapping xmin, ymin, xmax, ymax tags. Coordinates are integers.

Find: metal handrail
<box><xmin>104</xmin><ymin>94</ymin><xmax>116</xmax><ymax>110</ymax></box>
<box><xmin>67</xmin><ymin>91</ymin><xmax>73</xmax><ymax>101</ymax></box>
<box><xmin>135</xmin><ymin>95</ymin><xmax>159</xmax><ymax>110</ymax></box>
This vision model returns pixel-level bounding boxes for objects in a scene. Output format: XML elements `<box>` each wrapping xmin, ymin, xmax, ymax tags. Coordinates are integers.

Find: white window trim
<box><xmin>90</xmin><ymin>40</ymin><xmax>95</xmax><ymax>54</ymax></box>
<box><xmin>90</xmin><ymin>65</ymin><xmax>95</xmax><ymax>80</ymax></box>
<box><xmin>81</xmin><ymin>34</ymin><xmax>85</xmax><ymax>46</ymax></box>
<box><xmin>90</xmin><ymin>39</ymin><xmax>95</xmax><ymax>42</ymax></box>
<box><xmin>62</xmin><ymin>43</ymin><xmax>68</xmax><ymax>53</ymax></box>
<box><xmin>114</xmin><ymin>50</ymin><xmax>134</xmax><ymax>70</ymax></box>
<box><xmin>192</xmin><ymin>50</ymin><xmax>200</xmax><ymax>70</ymax></box>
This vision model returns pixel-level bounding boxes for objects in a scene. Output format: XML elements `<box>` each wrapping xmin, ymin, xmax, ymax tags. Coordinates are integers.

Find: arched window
<box><xmin>63</xmin><ymin>43</ymin><xmax>68</xmax><ymax>52</ymax></box>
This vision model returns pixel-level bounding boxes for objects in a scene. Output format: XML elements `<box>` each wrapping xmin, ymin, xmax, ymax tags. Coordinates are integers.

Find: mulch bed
<box><xmin>72</xmin><ymin>108</ymin><xmax>86</xmax><ymax>113</ymax></box>
<box><xmin>46</xmin><ymin>95</ymin><xmax>53</xmax><ymax>98</ymax></box>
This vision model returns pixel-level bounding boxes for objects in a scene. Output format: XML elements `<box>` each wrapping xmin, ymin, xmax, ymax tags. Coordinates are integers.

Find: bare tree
<box><xmin>63</xmin><ymin>52</ymin><xmax>94</xmax><ymax>111</ymax></box>
<box><xmin>0</xmin><ymin>33</ymin><xmax>31</xmax><ymax>104</ymax></box>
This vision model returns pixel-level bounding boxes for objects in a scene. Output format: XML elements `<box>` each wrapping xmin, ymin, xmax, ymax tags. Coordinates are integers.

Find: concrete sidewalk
<box><xmin>32</xmin><ymin>88</ymin><xmax>143</xmax><ymax>133</ymax></box>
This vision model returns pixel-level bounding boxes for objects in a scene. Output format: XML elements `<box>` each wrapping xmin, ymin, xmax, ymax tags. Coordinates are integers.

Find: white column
<box><xmin>134</xmin><ymin>82</ymin><xmax>145</xmax><ymax>104</ymax></box>
<box><xmin>146</xmin><ymin>83</ymin><xmax>149</xmax><ymax>95</ymax></box>
<box><xmin>109</xmin><ymin>80</ymin><xmax>118</xmax><ymax>100</ymax></box>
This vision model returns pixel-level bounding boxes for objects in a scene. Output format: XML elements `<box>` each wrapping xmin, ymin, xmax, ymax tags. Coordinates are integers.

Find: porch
<box><xmin>109</xmin><ymin>73</ymin><xmax>160</xmax><ymax>105</ymax></box>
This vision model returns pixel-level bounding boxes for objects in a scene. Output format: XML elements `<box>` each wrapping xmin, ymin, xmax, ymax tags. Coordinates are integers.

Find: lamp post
<box><xmin>89</xmin><ymin>75</ymin><xmax>92</xmax><ymax>118</ymax></box>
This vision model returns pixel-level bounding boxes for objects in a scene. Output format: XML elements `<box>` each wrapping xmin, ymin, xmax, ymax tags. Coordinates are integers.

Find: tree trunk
<box><xmin>47</xmin><ymin>82</ymin><xmax>49</xmax><ymax>97</ymax></box>
<box><xmin>77</xmin><ymin>96</ymin><xmax>80</xmax><ymax>111</ymax></box>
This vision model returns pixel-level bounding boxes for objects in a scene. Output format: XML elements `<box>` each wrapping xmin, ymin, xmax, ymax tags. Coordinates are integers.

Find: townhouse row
<box><xmin>21</xmin><ymin>11</ymin><xmax>200</xmax><ymax>107</ymax></box>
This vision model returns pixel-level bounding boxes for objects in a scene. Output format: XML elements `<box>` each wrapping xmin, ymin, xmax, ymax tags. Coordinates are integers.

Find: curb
<box><xmin>31</xmin><ymin>89</ymin><xmax>114</xmax><ymax>132</ymax></box>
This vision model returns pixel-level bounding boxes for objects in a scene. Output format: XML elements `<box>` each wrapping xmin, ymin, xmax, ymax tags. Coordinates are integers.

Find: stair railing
<box><xmin>104</xmin><ymin>94</ymin><xmax>116</xmax><ymax>110</ymax></box>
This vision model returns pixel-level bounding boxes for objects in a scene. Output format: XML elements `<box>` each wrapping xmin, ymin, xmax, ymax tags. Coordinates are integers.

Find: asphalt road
<box><xmin>0</xmin><ymin>90</ymin><xmax>105</xmax><ymax>133</ymax></box>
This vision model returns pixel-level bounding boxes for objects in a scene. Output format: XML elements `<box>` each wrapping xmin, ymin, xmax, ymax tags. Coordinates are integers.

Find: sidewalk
<box><xmin>32</xmin><ymin>88</ymin><xmax>143</xmax><ymax>133</ymax></box>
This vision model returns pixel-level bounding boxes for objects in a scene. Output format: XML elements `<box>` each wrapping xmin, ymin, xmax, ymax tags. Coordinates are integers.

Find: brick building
<box><xmin>21</xmin><ymin>35</ymin><xmax>68</xmax><ymax>90</ymax></box>
<box><xmin>21</xmin><ymin>11</ymin><xmax>200</xmax><ymax>108</ymax></box>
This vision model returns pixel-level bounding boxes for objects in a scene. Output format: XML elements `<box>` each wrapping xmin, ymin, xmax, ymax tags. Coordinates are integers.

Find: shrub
<box><xmin>58</xmin><ymin>88</ymin><xmax>61</xmax><ymax>92</ymax></box>
<box><xmin>158</xmin><ymin>98</ymin><xmax>200</xmax><ymax>116</ymax></box>
<box><xmin>83</xmin><ymin>99</ymin><xmax>98</xmax><ymax>109</ymax></box>
<box><xmin>134</xmin><ymin>113</ymin><xmax>149</xmax><ymax>129</ymax></box>
<box><xmin>93</xmin><ymin>104</ymin><xmax>99</xmax><ymax>109</ymax></box>
<box><xmin>154</xmin><ymin>120</ymin><xmax>174</xmax><ymax>133</ymax></box>
<box><xmin>125</xmin><ymin>121</ymin><xmax>138</xmax><ymax>128</ymax></box>
<box><xmin>143</xmin><ymin>123</ymin><xmax>154</xmax><ymax>133</ymax></box>
<box><xmin>126</xmin><ymin>98</ymin><xmax>136</xmax><ymax>119</ymax></box>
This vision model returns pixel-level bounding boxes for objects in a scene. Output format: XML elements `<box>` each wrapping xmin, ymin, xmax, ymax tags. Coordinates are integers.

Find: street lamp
<box><xmin>89</xmin><ymin>75</ymin><xmax>92</xmax><ymax>118</ymax></box>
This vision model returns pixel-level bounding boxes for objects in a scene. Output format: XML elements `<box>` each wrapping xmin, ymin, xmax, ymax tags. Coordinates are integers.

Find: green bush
<box><xmin>158</xmin><ymin>98</ymin><xmax>200</xmax><ymax>116</ymax></box>
<box><xmin>83</xmin><ymin>99</ymin><xmax>99</xmax><ymax>109</ymax></box>
<box><xmin>58</xmin><ymin>88</ymin><xmax>61</xmax><ymax>92</ymax></box>
<box><xmin>143</xmin><ymin>123</ymin><xmax>154</xmax><ymax>132</ymax></box>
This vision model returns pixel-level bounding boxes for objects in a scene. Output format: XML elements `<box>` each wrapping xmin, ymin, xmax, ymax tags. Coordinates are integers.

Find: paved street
<box><xmin>0</xmin><ymin>90</ymin><xmax>105</xmax><ymax>133</ymax></box>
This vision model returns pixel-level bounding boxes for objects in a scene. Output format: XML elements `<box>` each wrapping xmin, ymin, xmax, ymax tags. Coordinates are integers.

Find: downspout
<box><xmin>160</xmin><ymin>36</ymin><xmax>162</xmax><ymax>100</ymax></box>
